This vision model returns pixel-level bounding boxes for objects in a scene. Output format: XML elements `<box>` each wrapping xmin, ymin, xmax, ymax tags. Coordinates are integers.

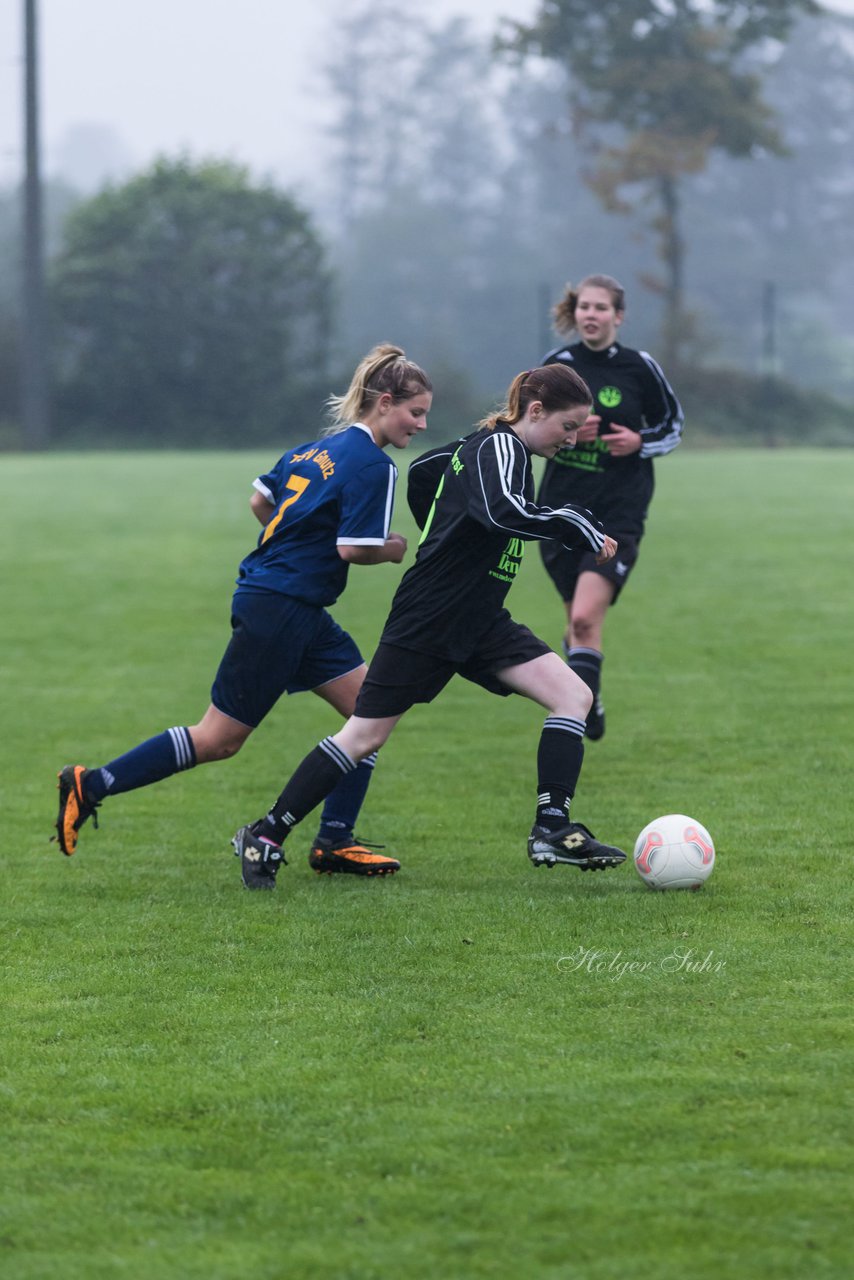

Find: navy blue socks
<box><xmin>316</xmin><ymin>752</ymin><xmax>378</xmax><ymax>844</ymax></box>
<box><xmin>84</xmin><ymin>727</ymin><xmax>197</xmax><ymax>801</ymax></box>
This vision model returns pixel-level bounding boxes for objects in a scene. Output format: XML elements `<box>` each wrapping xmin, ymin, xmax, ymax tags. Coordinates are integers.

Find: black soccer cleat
<box><xmin>309</xmin><ymin>836</ymin><xmax>400</xmax><ymax>877</ymax></box>
<box><xmin>232</xmin><ymin>824</ymin><xmax>286</xmax><ymax>890</ymax></box>
<box><xmin>53</xmin><ymin>765</ymin><xmax>100</xmax><ymax>856</ymax></box>
<box><xmin>585</xmin><ymin>692</ymin><xmax>606</xmax><ymax>741</ymax></box>
<box><xmin>527</xmin><ymin>821</ymin><xmax>626</xmax><ymax>872</ymax></box>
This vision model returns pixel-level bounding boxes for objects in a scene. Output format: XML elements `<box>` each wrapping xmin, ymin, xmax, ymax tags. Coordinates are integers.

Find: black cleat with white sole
<box><xmin>232</xmin><ymin>824</ymin><xmax>286</xmax><ymax>890</ymax></box>
<box><xmin>527</xmin><ymin>821</ymin><xmax>626</xmax><ymax>872</ymax></box>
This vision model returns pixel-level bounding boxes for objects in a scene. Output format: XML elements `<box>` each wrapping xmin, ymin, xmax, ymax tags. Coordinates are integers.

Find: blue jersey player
<box><xmin>54</xmin><ymin>345</ymin><xmax>432</xmax><ymax>883</ymax></box>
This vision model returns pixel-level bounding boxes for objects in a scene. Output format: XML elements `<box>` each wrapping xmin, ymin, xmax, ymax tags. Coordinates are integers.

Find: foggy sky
<box><xmin>3</xmin><ymin>0</ymin><xmax>852</xmax><ymax>199</ymax></box>
<box><xmin>0</xmin><ymin>0</ymin><xmax>537</xmax><ymax>194</ymax></box>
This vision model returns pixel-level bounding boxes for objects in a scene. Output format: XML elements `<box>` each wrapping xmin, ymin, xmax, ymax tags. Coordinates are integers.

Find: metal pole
<box><xmin>21</xmin><ymin>0</ymin><xmax>49</xmax><ymax>449</ymax></box>
<box><xmin>760</xmin><ymin>281</ymin><xmax>779</xmax><ymax>448</ymax></box>
<box><xmin>537</xmin><ymin>281</ymin><xmax>552</xmax><ymax>359</ymax></box>
<box><xmin>761</xmin><ymin>281</ymin><xmax>779</xmax><ymax>376</ymax></box>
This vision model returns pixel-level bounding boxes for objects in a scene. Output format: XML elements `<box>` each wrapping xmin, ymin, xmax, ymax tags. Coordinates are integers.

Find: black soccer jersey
<box><xmin>406</xmin><ymin>437</ymin><xmax>464</xmax><ymax>530</ymax></box>
<box><xmin>383</xmin><ymin>425</ymin><xmax>604</xmax><ymax>662</ymax></box>
<box><xmin>538</xmin><ymin>342</ymin><xmax>683</xmax><ymax>539</ymax></box>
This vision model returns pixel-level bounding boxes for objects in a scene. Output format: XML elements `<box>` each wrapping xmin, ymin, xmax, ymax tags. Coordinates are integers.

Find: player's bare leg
<box><xmin>565</xmin><ymin>572</ymin><xmax>615</xmax><ymax>740</ymax></box>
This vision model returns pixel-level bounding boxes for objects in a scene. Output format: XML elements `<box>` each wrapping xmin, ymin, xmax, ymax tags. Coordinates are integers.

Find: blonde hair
<box><xmin>478</xmin><ymin>365</ymin><xmax>592</xmax><ymax>431</ymax></box>
<box><xmin>324</xmin><ymin>343</ymin><xmax>432</xmax><ymax>434</ymax></box>
<box><xmin>552</xmin><ymin>274</ymin><xmax>626</xmax><ymax>336</ymax></box>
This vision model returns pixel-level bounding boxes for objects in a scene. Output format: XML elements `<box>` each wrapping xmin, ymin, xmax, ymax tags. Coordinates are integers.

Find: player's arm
<box><xmin>600</xmin><ymin>422</ymin><xmax>643</xmax><ymax>457</ymax></box>
<box><xmin>634</xmin><ymin>353</ymin><xmax>684</xmax><ymax>457</ymax></box>
<box><xmin>250</xmin><ymin>489</ymin><xmax>276</xmax><ymax>526</ymax></box>
<box><xmin>575</xmin><ymin>413</ymin><xmax>603</xmax><ymax>444</ymax></box>
<box><xmin>337</xmin><ymin>535</ymin><xmax>408</xmax><ymax>566</ymax></box>
<box><xmin>407</xmin><ymin>439</ymin><xmax>465</xmax><ymax>529</ymax></box>
<box><xmin>336</xmin><ymin>461</ymin><xmax>407</xmax><ymax>565</ymax></box>
<box><xmin>596</xmin><ymin>535</ymin><xmax>618</xmax><ymax>565</ymax></box>
<box><xmin>470</xmin><ymin>434</ymin><xmax>606</xmax><ymax>553</ymax></box>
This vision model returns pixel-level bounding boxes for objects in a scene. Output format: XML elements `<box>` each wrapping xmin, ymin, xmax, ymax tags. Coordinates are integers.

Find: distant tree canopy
<box><xmin>322</xmin><ymin>3</ymin><xmax>534</xmax><ymax>416</ymax></box>
<box><xmin>49</xmin><ymin>158</ymin><xmax>331</xmax><ymax>445</ymax></box>
<box><xmin>502</xmin><ymin>0</ymin><xmax>821</xmax><ymax>367</ymax></box>
<box><xmin>3</xmin><ymin>5</ymin><xmax>846</xmax><ymax>452</ymax></box>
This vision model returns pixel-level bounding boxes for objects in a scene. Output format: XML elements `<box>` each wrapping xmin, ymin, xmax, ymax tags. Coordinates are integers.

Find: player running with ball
<box><xmin>233</xmin><ymin>363</ymin><xmax>627</xmax><ymax>889</ymax></box>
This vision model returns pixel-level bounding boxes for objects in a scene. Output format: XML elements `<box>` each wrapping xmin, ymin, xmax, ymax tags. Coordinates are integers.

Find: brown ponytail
<box><xmin>478</xmin><ymin>364</ymin><xmax>591</xmax><ymax>430</ymax></box>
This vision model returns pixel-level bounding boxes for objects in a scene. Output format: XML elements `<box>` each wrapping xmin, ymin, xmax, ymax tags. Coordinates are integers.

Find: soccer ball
<box><xmin>633</xmin><ymin>814</ymin><xmax>715</xmax><ymax>891</ymax></box>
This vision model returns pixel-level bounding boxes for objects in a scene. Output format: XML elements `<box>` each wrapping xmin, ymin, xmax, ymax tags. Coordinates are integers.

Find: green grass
<box><xmin>2</xmin><ymin>448</ymin><xmax>852</xmax><ymax>1279</ymax></box>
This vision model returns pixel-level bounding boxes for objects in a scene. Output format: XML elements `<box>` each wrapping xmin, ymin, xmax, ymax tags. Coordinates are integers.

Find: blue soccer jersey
<box><xmin>236</xmin><ymin>424</ymin><xmax>397</xmax><ymax>606</ymax></box>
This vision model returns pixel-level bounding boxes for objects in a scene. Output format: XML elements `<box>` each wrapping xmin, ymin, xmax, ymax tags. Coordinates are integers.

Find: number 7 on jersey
<box><xmin>261</xmin><ymin>473</ymin><xmax>310</xmax><ymax>544</ymax></box>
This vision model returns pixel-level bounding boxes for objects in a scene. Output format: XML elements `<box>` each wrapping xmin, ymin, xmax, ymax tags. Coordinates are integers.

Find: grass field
<box><xmin>2</xmin><ymin>447</ymin><xmax>852</xmax><ymax>1279</ymax></box>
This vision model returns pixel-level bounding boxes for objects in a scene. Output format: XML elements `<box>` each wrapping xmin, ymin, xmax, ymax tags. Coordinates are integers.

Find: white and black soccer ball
<box><xmin>633</xmin><ymin>814</ymin><xmax>715</xmax><ymax>891</ymax></box>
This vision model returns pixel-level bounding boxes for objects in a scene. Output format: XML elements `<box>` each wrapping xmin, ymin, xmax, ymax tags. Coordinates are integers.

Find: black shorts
<box><xmin>540</xmin><ymin>535</ymin><xmax>640</xmax><ymax>605</ymax></box>
<box><xmin>355</xmin><ymin>611</ymin><xmax>551</xmax><ymax>718</ymax></box>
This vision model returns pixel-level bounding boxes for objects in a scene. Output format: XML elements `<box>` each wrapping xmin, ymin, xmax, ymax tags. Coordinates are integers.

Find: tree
<box><xmin>322</xmin><ymin>3</ymin><xmax>430</xmax><ymax>232</ymax></box>
<box><xmin>50</xmin><ymin>158</ymin><xmax>332</xmax><ymax>445</ymax></box>
<box><xmin>322</xmin><ymin>5</ymin><xmax>508</xmax><ymax>228</ymax></box>
<box><xmin>502</xmin><ymin>0</ymin><xmax>820</xmax><ymax>365</ymax></box>
<box><xmin>321</xmin><ymin>7</ymin><xmax>518</xmax><ymax>403</ymax></box>
<box><xmin>683</xmin><ymin>12</ymin><xmax>854</xmax><ymax>396</ymax></box>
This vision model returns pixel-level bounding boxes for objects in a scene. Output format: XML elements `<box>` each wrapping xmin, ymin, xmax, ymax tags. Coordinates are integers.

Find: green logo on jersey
<box><xmin>553</xmin><ymin>434</ymin><xmax>608</xmax><ymax>474</ymax></box>
<box><xmin>598</xmin><ymin>386</ymin><xmax>622</xmax><ymax>408</ymax></box>
<box><xmin>490</xmin><ymin>536</ymin><xmax>525</xmax><ymax>584</ymax></box>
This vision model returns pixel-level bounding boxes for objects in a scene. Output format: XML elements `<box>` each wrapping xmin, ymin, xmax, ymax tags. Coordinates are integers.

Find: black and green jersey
<box><xmin>538</xmin><ymin>341</ymin><xmax>683</xmax><ymax>539</ymax></box>
<box><xmin>384</xmin><ymin>424</ymin><xmax>604</xmax><ymax>662</ymax></box>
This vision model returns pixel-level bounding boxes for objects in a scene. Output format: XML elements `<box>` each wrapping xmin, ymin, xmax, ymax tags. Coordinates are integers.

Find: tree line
<box><xmin>0</xmin><ymin>0</ymin><xmax>852</xmax><ymax>449</ymax></box>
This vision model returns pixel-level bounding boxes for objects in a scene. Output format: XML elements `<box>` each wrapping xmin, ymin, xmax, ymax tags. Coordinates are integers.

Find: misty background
<box><xmin>2</xmin><ymin>0</ymin><xmax>853</xmax><ymax>448</ymax></box>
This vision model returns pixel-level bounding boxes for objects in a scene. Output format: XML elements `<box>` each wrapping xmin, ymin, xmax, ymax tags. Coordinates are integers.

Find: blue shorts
<box><xmin>211</xmin><ymin>589</ymin><xmax>364</xmax><ymax>728</ymax></box>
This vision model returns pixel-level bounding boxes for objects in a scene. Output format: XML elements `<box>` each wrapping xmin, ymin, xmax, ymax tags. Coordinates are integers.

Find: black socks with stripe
<box><xmin>257</xmin><ymin>737</ymin><xmax>357</xmax><ymax>844</ymax></box>
<box><xmin>535</xmin><ymin>715</ymin><xmax>585</xmax><ymax>832</ymax></box>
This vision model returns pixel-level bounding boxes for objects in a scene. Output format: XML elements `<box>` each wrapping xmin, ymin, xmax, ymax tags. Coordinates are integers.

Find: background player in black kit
<box><xmin>233</xmin><ymin>364</ymin><xmax>628</xmax><ymax>890</ymax></box>
<box><xmin>539</xmin><ymin>274</ymin><xmax>684</xmax><ymax>740</ymax></box>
